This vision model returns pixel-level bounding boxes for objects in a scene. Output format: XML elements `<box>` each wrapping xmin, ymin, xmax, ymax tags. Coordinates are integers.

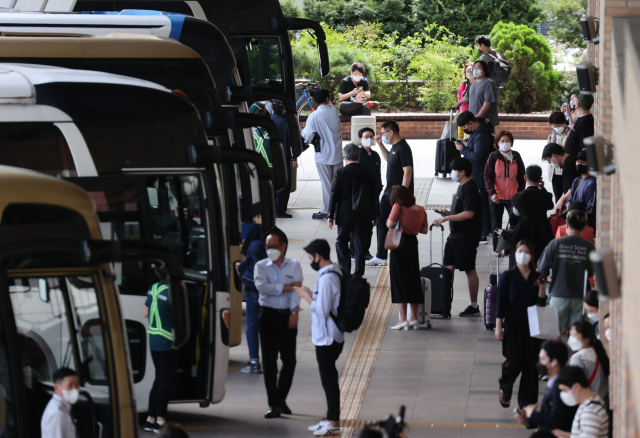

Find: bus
<box><xmin>0</xmin><ymin>165</ymin><xmax>189</xmax><ymax>438</ymax></box>
<box><xmin>0</xmin><ymin>63</ymin><xmax>276</xmax><ymax>409</ymax></box>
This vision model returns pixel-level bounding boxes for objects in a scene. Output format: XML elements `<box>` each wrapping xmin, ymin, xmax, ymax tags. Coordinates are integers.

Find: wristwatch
<box><xmin>291</xmin><ymin>311</ymin><xmax>299</xmax><ymax>315</ymax></box>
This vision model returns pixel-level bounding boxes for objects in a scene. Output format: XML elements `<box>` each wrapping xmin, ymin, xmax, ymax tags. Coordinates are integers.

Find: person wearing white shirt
<box><xmin>295</xmin><ymin>239</ymin><xmax>344</xmax><ymax>437</ymax></box>
<box><xmin>254</xmin><ymin>227</ymin><xmax>302</xmax><ymax>419</ymax></box>
<box><xmin>301</xmin><ymin>88</ymin><xmax>343</xmax><ymax>220</ymax></box>
<box><xmin>41</xmin><ymin>368</ymin><xmax>80</xmax><ymax>438</ymax></box>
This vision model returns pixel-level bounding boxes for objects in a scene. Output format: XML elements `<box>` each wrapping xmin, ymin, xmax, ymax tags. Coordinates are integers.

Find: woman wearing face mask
<box><xmin>583</xmin><ymin>290</ymin><xmax>600</xmax><ymax>336</ymax></box>
<box><xmin>456</xmin><ymin>62</ymin><xmax>475</xmax><ymax>140</ymax></box>
<box><xmin>567</xmin><ymin>321</ymin><xmax>610</xmax><ymax>400</ymax></box>
<box><xmin>495</xmin><ymin>240</ymin><xmax>547</xmax><ymax>409</ymax></box>
<box><xmin>546</xmin><ymin>112</ymin><xmax>571</xmax><ymax>203</ymax></box>
<box><xmin>484</xmin><ymin>130</ymin><xmax>526</xmax><ymax>250</ymax></box>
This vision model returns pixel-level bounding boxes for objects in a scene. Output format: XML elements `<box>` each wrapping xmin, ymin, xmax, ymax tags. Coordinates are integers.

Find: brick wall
<box><xmin>299</xmin><ymin>113</ymin><xmax>551</xmax><ymax>140</ymax></box>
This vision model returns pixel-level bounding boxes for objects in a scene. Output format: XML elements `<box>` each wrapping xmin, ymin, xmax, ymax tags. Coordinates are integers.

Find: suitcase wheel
<box><xmin>426</xmin><ymin>323</ymin><xmax>432</xmax><ymax>329</ymax></box>
<box><xmin>435</xmin><ymin>171</ymin><xmax>439</xmax><ymax>177</ymax></box>
<box><xmin>444</xmin><ymin>313</ymin><xmax>451</xmax><ymax>319</ymax></box>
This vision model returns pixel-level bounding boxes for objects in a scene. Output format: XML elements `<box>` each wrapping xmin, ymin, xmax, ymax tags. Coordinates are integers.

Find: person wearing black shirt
<box><xmin>541</xmin><ymin>143</ymin><xmax>579</xmax><ymax>212</ymax></box>
<box><xmin>564</xmin><ymin>93</ymin><xmax>594</xmax><ymax>157</ymax></box>
<box><xmin>366</xmin><ymin>121</ymin><xmax>413</xmax><ymax>267</ymax></box>
<box><xmin>433</xmin><ymin>157</ymin><xmax>482</xmax><ymax>317</ymax></box>
<box><xmin>357</xmin><ymin>127</ymin><xmax>383</xmax><ymax>261</ymax></box>
<box><xmin>270</xmin><ymin>100</ymin><xmax>297</xmax><ymax>218</ymax></box>
<box><xmin>338</xmin><ymin>62</ymin><xmax>372</xmax><ymax>117</ymax></box>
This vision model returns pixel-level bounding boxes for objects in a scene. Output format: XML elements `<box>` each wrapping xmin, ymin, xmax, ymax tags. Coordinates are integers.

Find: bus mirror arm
<box><xmin>187</xmin><ymin>146</ymin><xmax>277</xmax><ymax>233</ymax></box>
<box><xmin>270</xmin><ymin>17</ymin><xmax>330</xmax><ymax>78</ymax></box>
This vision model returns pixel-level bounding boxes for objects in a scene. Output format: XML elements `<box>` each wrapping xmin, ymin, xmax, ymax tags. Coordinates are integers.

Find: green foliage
<box><xmin>279</xmin><ymin>0</ymin><xmax>302</xmax><ymax>18</ymax></box>
<box><xmin>540</xmin><ymin>0</ymin><xmax>586</xmax><ymax>49</ymax></box>
<box><xmin>555</xmin><ymin>70</ymin><xmax>579</xmax><ymax>109</ymax></box>
<box><xmin>302</xmin><ymin>0</ymin><xmax>417</xmax><ymax>36</ymax></box>
<box><xmin>488</xmin><ymin>22</ymin><xmax>560</xmax><ymax>113</ymax></box>
<box><xmin>415</xmin><ymin>0</ymin><xmax>544</xmax><ymax>42</ymax></box>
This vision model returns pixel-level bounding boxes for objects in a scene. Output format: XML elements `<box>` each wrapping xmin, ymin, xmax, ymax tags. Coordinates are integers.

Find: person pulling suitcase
<box><xmin>432</xmin><ymin>157</ymin><xmax>483</xmax><ymax>317</ymax></box>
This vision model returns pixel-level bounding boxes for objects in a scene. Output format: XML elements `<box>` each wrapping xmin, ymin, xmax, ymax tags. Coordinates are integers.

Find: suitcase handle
<box><xmin>429</xmin><ymin>224</ymin><xmax>445</xmax><ymax>265</ymax></box>
<box><xmin>449</xmin><ymin>107</ymin><xmax>455</xmax><ymax>141</ymax></box>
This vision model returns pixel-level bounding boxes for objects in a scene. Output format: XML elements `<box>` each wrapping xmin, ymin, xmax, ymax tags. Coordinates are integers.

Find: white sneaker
<box><xmin>308</xmin><ymin>420</ymin><xmax>328</xmax><ymax>431</ymax></box>
<box><xmin>365</xmin><ymin>256</ymin><xmax>387</xmax><ymax>266</ymax></box>
<box><xmin>313</xmin><ymin>422</ymin><xmax>340</xmax><ymax>436</ymax></box>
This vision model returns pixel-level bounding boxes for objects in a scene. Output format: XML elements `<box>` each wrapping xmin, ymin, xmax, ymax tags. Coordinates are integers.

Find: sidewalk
<box><xmin>166</xmin><ymin>137</ymin><xmax>551</xmax><ymax>437</ymax></box>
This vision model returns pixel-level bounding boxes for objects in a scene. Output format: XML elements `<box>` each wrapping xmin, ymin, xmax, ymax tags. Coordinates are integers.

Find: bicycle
<box><xmin>295</xmin><ymin>81</ymin><xmax>321</xmax><ymax>128</ymax></box>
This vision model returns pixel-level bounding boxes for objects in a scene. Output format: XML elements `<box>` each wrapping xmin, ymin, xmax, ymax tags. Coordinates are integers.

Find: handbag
<box><xmin>527</xmin><ymin>305</ymin><xmax>560</xmax><ymax>340</ymax></box>
<box><xmin>384</xmin><ymin>206</ymin><xmax>405</xmax><ymax>251</ymax></box>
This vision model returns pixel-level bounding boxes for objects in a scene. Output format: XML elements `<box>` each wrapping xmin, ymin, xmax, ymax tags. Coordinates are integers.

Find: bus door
<box><xmin>65</xmin><ymin>174</ymin><xmax>222</xmax><ymax>408</ymax></box>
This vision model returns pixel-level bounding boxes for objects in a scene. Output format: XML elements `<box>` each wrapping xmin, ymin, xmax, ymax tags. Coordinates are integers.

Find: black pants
<box><xmin>490</xmin><ymin>200</ymin><xmax>513</xmax><ymax>250</ymax></box>
<box><xmin>499</xmin><ymin>311</ymin><xmax>542</xmax><ymax>409</ymax></box>
<box><xmin>551</xmin><ymin>174</ymin><xmax>564</xmax><ymax>204</ymax></box>
<box><xmin>375</xmin><ymin>195</ymin><xmax>392</xmax><ymax>259</ymax></box>
<box><xmin>276</xmin><ymin>162</ymin><xmax>292</xmax><ymax>215</ymax></box>
<box><xmin>148</xmin><ymin>349</ymin><xmax>178</xmax><ymax>418</ymax></box>
<box><xmin>259</xmin><ymin>307</ymin><xmax>297</xmax><ymax>409</ymax></box>
<box><xmin>337</xmin><ymin>219</ymin><xmax>372</xmax><ymax>278</ymax></box>
<box><xmin>315</xmin><ymin>341</ymin><xmax>344</xmax><ymax>422</ymax></box>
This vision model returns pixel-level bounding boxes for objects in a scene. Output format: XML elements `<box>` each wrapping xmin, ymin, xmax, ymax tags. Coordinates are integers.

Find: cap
<box><xmin>250</xmin><ymin>202</ymin><xmax>261</xmax><ymax>217</ymax></box>
<box><xmin>457</xmin><ymin>111</ymin><xmax>476</xmax><ymax>127</ymax></box>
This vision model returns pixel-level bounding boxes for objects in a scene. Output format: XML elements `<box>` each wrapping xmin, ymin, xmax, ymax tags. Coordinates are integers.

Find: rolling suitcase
<box><xmin>420</xmin><ymin>224</ymin><xmax>453</xmax><ymax>318</ymax></box>
<box><xmin>484</xmin><ymin>253</ymin><xmax>501</xmax><ymax>330</ymax></box>
<box><xmin>416</xmin><ymin>278</ymin><xmax>432</xmax><ymax>328</ymax></box>
<box><xmin>435</xmin><ymin>108</ymin><xmax>461</xmax><ymax>178</ymax></box>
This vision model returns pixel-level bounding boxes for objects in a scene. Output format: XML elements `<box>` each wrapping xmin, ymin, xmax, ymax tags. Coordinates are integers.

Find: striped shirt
<box><xmin>570</xmin><ymin>396</ymin><xmax>609</xmax><ymax>438</ymax></box>
<box><xmin>570</xmin><ymin>348</ymin><xmax>608</xmax><ymax>399</ymax></box>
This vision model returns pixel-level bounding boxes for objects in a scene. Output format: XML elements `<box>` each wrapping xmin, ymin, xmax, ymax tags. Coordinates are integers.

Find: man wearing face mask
<box><xmin>517</xmin><ymin>340</ymin><xmax>577</xmax><ymax>432</ymax></box>
<box><xmin>546</xmin><ymin>112</ymin><xmax>571</xmax><ymax>203</ymax></box>
<box><xmin>455</xmin><ymin>111</ymin><xmax>493</xmax><ymax>244</ymax></box>
<box><xmin>559</xmin><ymin>150</ymin><xmax>597</xmax><ymax>230</ymax></box>
<box><xmin>564</xmin><ymin>92</ymin><xmax>594</xmax><ymax>158</ymax></box>
<box><xmin>357</xmin><ymin>128</ymin><xmax>383</xmax><ymax>262</ymax></box>
<box><xmin>453</xmin><ymin>60</ymin><xmax>499</xmax><ymax>133</ymax></box>
<box><xmin>338</xmin><ymin>62</ymin><xmax>372</xmax><ymax>117</ymax></box>
<box><xmin>557</xmin><ymin>366</ymin><xmax>610</xmax><ymax>438</ymax></box>
<box><xmin>541</xmin><ymin>143</ymin><xmax>579</xmax><ymax>212</ymax></box>
<box><xmin>583</xmin><ymin>290</ymin><xmax>600</xmax><ymax>334</ymax></box>
<box><xmin>41</xmin><ymin>368</ymin><xmax>80</xmax><ymax>438</ymax></box>
<box><xmin>561</xmin><ymin>92</ymin><xmax>578</xmax><ymax>128</ymax></box>
<box><xmin>253</xmin><ymin>227</ymin><xmax>303</xmax><ymax>418</ymax></box>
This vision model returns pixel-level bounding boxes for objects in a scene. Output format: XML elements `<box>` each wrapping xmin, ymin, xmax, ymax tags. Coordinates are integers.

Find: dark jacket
<box><xmin>329</xmin><ymin>162</ymin><xmax>378</xmax><ymax>224</ymax></box>
<box><xmin>503</xmin><ymin>216</ymin><xmax>554</xmax><ymax>268</ymax></box>
<box><xmin>460</xmin><ymin>123</ymin><xmax>493</xmax><ymax>193</ymax></box>
<box><xmin>358</xmin><ymin>147</ymin><xmax>383</xmax><ymax>193</ymax></box>
<box><xmin>271</xmin><ymin>112</ymin><xmax>291</xmax><ymax>161</ymax></box>
<box><xmin>519</xmin><ymin>186</ymin><xmax>555</xmax><ymax>239</ymax></box>
<box><xmin>484</xmin><ymin>150</ymin><xmax>526</xmax><ymax>200</ymax></box>
<box><xmin>528</xmin><ymin>378</ymin><xmax>579</xmax><ymax>431</ymax></box>
<box><xmin>239</xmin><ymin>238</ymin><xmax>267</xmax><ymax>292</ymax></box>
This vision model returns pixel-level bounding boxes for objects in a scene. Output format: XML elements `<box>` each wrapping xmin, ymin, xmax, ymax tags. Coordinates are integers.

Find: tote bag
<box><xmin>384</xmin><ymin>206</ymin><xmax>404</xmax><ymax>251</ymax></box>
<box><xmin>528</xmin><ymin>305</ymin><xmax>560</xmax><ymax>340</ymax></box>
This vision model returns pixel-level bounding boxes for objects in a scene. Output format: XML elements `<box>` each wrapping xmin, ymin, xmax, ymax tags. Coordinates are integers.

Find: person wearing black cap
<box><xmin>555</xmin><ymin>201</ymin><xmax>595</xmax><ymax>243</ymax></box>
<box><xmin>455</xmin><ymin>111</ymin><xmax>493</xmax><ymax>244</ymax></box>
<box><xmin>560</xmin><ymin>149</ymin><xmax>597</xmax><ymax>230</ymax></box>
<box><xmin>238</xmin><ymin>202</ymin><xmax>267</xmax><ymax>374</ymax></box>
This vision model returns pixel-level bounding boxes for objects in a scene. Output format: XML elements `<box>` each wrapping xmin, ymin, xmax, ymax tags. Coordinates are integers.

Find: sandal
<box><xmin>499</xmin><ymin>389</ymin><xmax>510</xmax><ymax>408</ymax></box>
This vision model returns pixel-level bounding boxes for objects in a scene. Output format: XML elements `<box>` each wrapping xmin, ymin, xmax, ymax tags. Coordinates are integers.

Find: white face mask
<box><xmin>451</xmin><ymin>170</ymin><xmax>461</xmax><ymax>182</ymax></box>
<box><xmin>62</xmin><ymin>388</ymin><xmax>79</xmax><ymax>405</ymax></box>
<box><xmin>465</xmin><ymin>72</ymin><xmax>473</xmax><ymax>80</ymax></box>
<box><xmin>351</xmin><ymin>74</ymin><xmax>362</xmax><ymax>82</ymax></box>
<box><xmin>515</xmin><ymin>252</ymin><xmax>531</xmax><ymax>266</ymax></box>
<box><xmin>266</xmin><ymin>248</ymin><xmax>281</xmax><ymax>262</ymax></box>
<box><xmin>512</xmin><ymin>206</ymin><xmax>521</xmax><ymax>217</ymax></box>
<box><xmin>567</xmin><ymin>335</ymin><xmax>584</xmax><ymax>352</ymax></box>
<box><xmin>499</xmin><ymin>142</ymin><xmax>512</xmax><ymax>152</ymax></box>
<box><xmin>604</xmin><ymin>328</ymin><xmax>611</xmax><ymax>341</ymax></box>
<box><xmin>362</xmin><ymin>138</ymin><xmax>372</xmax><ymax>147</ymax></box>
<box><xmin>553</xmin><ymin>126</ymin><xmax>565</xmax><ymax>134</ymax></box>
<box><xmin>560</xmin><ymin>388</ymin><xmax>579</xmax><ymax>407</ymax></box>
<box><xmin>587</xmin><ymin>312</ymin><xmax>599</xmax><ymax>322</ymax></box>
<box><xmin>473</xmin><ymin>69</ymin><xmax>483</xmax><ymax>78</ymax></box>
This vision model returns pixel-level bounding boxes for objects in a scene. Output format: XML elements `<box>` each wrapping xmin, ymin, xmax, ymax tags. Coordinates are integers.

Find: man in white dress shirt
<box><xmin>254</xmin><ymin>227</ymin><xmax>303</xmax><ymax>419</ymax></box>
<box><xmin>41</xmin><ymin>368</ymin><xmax>80</xmax><ymax>438</ymax></box>
<box><xmin>301</xmin><ymin>88</ymin><xmax>343</xmax><ymax>220</ymax></box>
<box><xmin>295</xmin><ymin>239</ymin><xmax>344</xmax><ymax>437</ymax></box>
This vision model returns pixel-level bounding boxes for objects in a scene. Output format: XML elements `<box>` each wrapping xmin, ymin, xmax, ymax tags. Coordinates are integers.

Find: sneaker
<box><xmin>312</xmin><ymin>212</ymin><xmax>328</xmax><ymax>220</ymax></box>
<box><xmin>313</xmin><ymin>422</ymin><xmax>340</xmax><ymax>436</ymax></box>
<box><xmin>479</xmin><ymin>236</ymin><xmax>488</xmax><ymax>245</ymax></box>
<box><xmin>152</xmin><ymin>423</ymin><xmax>163</xmax><ymax>434</ymax></box>
<box><xmin>365</xmin><ymin>256</ymin><xmax>387</xmax><ymax>266</ymax></box>
<box><xmin>308</xmin><ymin>420</ymin><xmax>328</xmax><ymax>431</ymax></box>
<box><xmin>240</xmin><ymin>361</ymin><xmax>263</xmax><ymax>374</ymax></box>
<box><xmin>144</xmin><ymin>421</ymin><xmax>155</xmax><ymax>432</ymax></box>
<box><xmin>459</xmin><ymin>305</ymin><xmax>481</xmax><ymax>317</ymax></box>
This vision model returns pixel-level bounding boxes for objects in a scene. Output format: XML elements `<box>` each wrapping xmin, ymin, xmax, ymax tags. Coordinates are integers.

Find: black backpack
<box><xmin>485</xmin><ymin>52</ymin><xmax>512</xmax><ymax>88</ymax></box>
<box><xmin>322</xmin><ymin>269</ymin><xmax>371</xmax><ymax>333</ymax></box>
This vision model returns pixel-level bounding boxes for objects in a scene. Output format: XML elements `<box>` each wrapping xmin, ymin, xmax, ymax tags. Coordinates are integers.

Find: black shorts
<box><xmin>443</xmin><ymin>237</ymin><xmax>478</xmax><ymax>272</ymax></box>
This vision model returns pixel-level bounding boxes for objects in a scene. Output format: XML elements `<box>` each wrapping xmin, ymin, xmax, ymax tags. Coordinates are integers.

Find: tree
<box><xmin>540</xmin><ymin>0</ymin><xmax>587</xmax><ymax>49</ymax></box>
<box><xmin>279</xmin><ymin>0</ymin><xmax>302</xmax><ymax>18</ymax></box>
<box><xmin>302</xmin><ymin>0</ymin><xmax>417</xmax><ymax>36</ymax></box>
<box><xmin>488</xmin><ymin>22</ymin><xmax>560</xmax><ymax>113</ymax></box>
<box><xmin>415</xmin><ymin>0</ymin><xmax>543</xmax><ymax>43</ymax></box>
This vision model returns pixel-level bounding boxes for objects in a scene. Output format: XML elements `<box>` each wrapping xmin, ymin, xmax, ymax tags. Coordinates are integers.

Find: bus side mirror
<box><xmin>270</xmin><ymin>17</ymin><xmax>330</xmax><ymax>77</ymax></box>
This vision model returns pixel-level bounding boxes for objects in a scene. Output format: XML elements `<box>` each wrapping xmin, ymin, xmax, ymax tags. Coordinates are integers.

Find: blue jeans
<box><xmin>245</xmin><ymin>289</ymin><xmax>261</xmax><ymax>361</ymax></box>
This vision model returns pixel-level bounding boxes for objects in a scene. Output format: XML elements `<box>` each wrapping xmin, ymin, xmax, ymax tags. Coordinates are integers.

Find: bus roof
<box><xmin>0</xmin><ymin>165</ymin><xmax>101</xmax><ymax>239</ymax></box>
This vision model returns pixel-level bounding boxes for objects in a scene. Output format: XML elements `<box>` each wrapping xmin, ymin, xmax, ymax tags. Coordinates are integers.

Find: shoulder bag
<box><xmin>384</xmin><ymin>205</ymin><xmax>405</xmax><ymax>251</ymax></box>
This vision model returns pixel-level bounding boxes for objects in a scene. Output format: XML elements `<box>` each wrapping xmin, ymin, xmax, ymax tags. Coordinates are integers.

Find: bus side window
<box><xmin>245</xmin><ymin>38</ymin><xmax>284</xmax><ymax>87</ymax></box>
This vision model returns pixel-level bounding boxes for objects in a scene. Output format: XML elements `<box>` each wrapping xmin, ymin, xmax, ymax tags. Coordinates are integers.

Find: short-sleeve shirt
<box><xmin>385</xmin><ymin>139</ymin><xmax>414</xmax><ymax>195</ymax></box>
<box><xmin>145</xmin><ymin>281</ymin><xmax>173</xmax><ymax>352</ymax></box>
<box><xmin>388</xmin><ymin>204</ymin><xmax>428</xmax><ymax>235</ymax></box>
<box><xmin>465</xmin><ymin>78</ymin><xmax>499</xmax><ymax>127</ymax></box>
<box><xmin>338</xmin><ymin>76</ymin><xmax>370</xmax><ymax>96</ymax></box>
<box><xmin>449</xmin><ymin>179</ymin><xmax>482</xmax><ymax>241</ymax></box>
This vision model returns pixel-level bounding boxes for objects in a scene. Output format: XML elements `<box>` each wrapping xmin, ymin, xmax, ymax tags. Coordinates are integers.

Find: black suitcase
<box><xmin>420</xmin><ymin>224</ymin><xmax>453</xmax><ymax>318</ymax></box>
<box><xmin>435</xmin><ymin>108</ymin><xmax>461</xmax><ymax>178</ymax></box>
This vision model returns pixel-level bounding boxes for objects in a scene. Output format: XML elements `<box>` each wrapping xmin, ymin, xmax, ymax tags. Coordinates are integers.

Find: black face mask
<box><xmin>310</xmin><ymin>257</ymin><xmax>321</xmax><ymax>272</ymax></box>
<box><xmin>536</xmin><ymin>361</ymin><xmax>548</xmax><ymax>377</ymax></box>
<box><xmin>463</xmin><ymin>128</ymin><xmax>472</xmax><ymax>135</ymax></box>
<box><xmin>577</xmin><ymin>164</ymin><xmax>589</xmax><ymax>175</ymax></box>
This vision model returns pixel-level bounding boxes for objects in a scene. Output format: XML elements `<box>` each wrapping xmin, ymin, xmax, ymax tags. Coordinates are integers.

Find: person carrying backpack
<box><xmin>295</xmin><ymin>239</ymin><xmax>344</xmax><ymax>437</ymax></box>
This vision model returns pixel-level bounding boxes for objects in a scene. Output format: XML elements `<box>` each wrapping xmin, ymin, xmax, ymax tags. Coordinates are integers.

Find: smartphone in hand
<box><xmin>434</xmin><ymin>209</ymin><xmax>449</xmax><ymax>217</ymax></box>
